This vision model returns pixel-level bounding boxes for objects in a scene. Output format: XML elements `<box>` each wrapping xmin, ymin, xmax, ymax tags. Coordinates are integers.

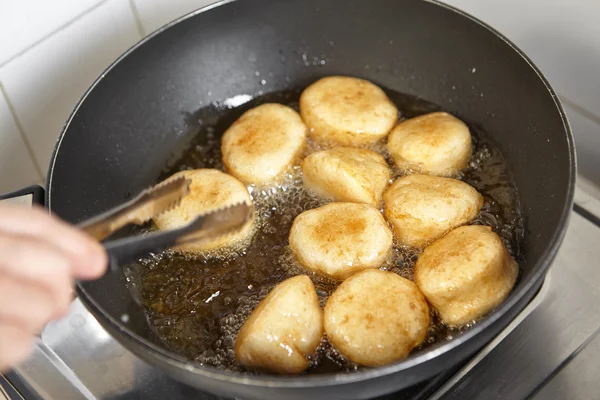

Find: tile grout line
<box><xmin>0</xmin><ymin>0</ymin><xmax>111</xmax><ymax>71</ymax></box>
<box><xmin>128</xmin><ymin>0</ymin><xmax>147</xmax><ymax>38</ymax></box>
<box><xmin>560</xmin><ymin>95</ymin><xmax>600</xmax><ymax>126</ymax></box>
<box><xmin>0</xmin><ymin>82</ymin><xmax>44</xmax><ymax>182</ymax></box>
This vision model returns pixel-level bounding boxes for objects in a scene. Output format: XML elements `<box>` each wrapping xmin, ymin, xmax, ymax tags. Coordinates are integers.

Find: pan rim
<box><xmin>49</xmin><ymin>0</ymin><xmax>576</xmax><ymax>389</ymax></box>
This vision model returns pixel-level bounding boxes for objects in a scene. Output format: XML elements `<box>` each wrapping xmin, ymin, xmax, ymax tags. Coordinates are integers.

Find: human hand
<box><xmin>0</xmin><ymin>205</ymin><xmax>107</xmax><ymax>372</ymax></box>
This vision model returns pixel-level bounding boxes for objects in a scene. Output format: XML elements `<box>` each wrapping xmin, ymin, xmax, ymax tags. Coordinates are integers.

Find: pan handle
<box><xmin>0</xmin><ymin>185</ymin><xmax>45</xmax><ymax>207</ymax></box>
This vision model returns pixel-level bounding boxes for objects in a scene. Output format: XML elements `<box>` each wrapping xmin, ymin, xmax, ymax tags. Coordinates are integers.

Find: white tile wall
<box><xmin>0</xmin><ymin>0</ymin><xmax>141</xmax><ymax>175</ymax></box>
<box><xmin>0</xmin><ymin>0</ymin><xmax>599</xmax><ymax>194</ymax></box>
<box><xmin>0</xmin><ymin>91</ymin><xmax>42</xmax><ymax>193</ymax></box>
<box><xmin>133</xmin><ymin>0</ymin><xmax>217</xmax><ymax>35</ymax></box>
<box><xmin>441</xmin><ymin>0</ymin><xmax>600</xmax><ymax>117</ymax></box>
<box><xmin>0</xmin><ymin>0</ymin><xmax>106</xmax><ymax>66</ymax></box>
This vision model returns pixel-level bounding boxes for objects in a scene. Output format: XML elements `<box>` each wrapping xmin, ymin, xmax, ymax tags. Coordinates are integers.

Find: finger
<box><xmin>0</xmin><ymin>234</ymin><xmax>73</xmax><ymax>304</ymax></box>
<box><xmin>0</xmin><ymin>324</ymin><xmax>34</xmax><ymax>371</ymax></box>
<box><xmin>0</xmin><ymin>276</ymin><xmax>70</xmax><ymax>331</ymax></box>
<box><xmin>0</xmin><ymin>205</ymin><xmax>107</xmax><ymax>279</ymax></box>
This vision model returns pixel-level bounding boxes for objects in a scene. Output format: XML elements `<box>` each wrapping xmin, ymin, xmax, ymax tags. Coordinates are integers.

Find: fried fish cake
<box><xmin>324</xmin><ymin>269</ymin><xmax>429</xmax><ymax>366</ymax></box>
<box><xmin>414</xmin><ymin>225</ymin><xmax>518</xmax><ymax>326</ymax></box>
<box><xmin>300</xmin><ymin>76</ymin><xmax>398</xmax><ymax>146</ymax></box>
<box><xmin>153</xmin><ymin>169</ymin><xmax>254</xmax><ymax>252</ymax></box>
<box><xmin>222</xmin><ymin>103</ymin><xmax>307</xmax><ymax>184</ymax></box>
<box><xmin>383</xmin><ymin>174</ymin><xmax>482</xmax><ymax>248</ymax></box>
<box><xmin>302</xmin><ymin>147</ymin><xmax>390</xmax><ymax>206</ymax></box>
<box><xmin>235</xmin><ymin>275</ymin><xmax>323</xmax><ymax>374</ymax></box>
<box><xmin>289</xmin><ymin>203</ymin><xmax>393</xmax><ymax>280</ymax></box>
<box><xmin>387</xmin><ymin>112</ymin><xmax>472</xmax><ymax>177</ymax></box>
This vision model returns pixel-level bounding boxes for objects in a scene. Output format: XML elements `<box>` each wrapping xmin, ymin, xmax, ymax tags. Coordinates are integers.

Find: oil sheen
<box><xmin>125</xmin><ymin>89</ymin><xmax>524</xmax><ymax>374</ymax></box>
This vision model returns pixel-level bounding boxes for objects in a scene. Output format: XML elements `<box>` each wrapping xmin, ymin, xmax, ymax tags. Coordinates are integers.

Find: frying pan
<box><xmin>5</xmin><ymin>0</ymin><xmax>575</xmax><ymax>398</ymax></box>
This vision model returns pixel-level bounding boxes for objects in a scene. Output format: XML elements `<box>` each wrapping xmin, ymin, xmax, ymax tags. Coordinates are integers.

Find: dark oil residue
<box><xmin>125</xmin><ymin>88</ymin><xmax>524</xmax><ymax>374</ymax></box>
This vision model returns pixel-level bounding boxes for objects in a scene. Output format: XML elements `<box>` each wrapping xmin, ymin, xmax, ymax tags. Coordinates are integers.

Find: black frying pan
<box><xmin>9</xmin><ymin>0</ymin><xmax>575</xmax><ymax>398</ymax></box>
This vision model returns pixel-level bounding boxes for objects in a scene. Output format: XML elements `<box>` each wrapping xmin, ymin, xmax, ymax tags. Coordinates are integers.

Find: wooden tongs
<box><xmin>76</xmin><ymin>176</ymin><xmax>252</xmax><ymax>266</ymax></box>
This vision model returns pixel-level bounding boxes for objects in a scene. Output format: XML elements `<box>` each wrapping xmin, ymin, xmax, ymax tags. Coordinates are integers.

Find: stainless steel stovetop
<box><xmin>2</xmin><ymin>180</ymin><xmax>600</xmax><ymax>400</ymax></box>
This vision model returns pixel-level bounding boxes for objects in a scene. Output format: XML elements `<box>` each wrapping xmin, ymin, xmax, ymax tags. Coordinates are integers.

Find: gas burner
<box><xmin>2</xmin><ymin>181</ymin><xmax>600</xmax><ymax>400</ymax></box>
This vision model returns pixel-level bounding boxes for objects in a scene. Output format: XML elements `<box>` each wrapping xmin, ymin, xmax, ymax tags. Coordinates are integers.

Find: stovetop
<box><xmin>2</xmin><ymin>181</ymin><xmax>600</xmax><ymax>400</ymax></box>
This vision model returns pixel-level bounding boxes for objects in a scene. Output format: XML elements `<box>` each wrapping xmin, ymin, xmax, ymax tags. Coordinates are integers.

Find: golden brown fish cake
<box><xmin>383</xmin><ymin>174</ymin><xmax>483</xmax><ymax>248</ymax></box>
<box><xmin>221</xmin><ymin>103</ymin><xmax>307</xmax><ymax>184</ymax></box>
<box><xmin>152</xmin><ymin>169</ymin><xmax>254</xmax><ymax>252</ymax></box>
<box><xmin>235</xmin><ymin>275</ymin><xmax>324</xmax><ymax>374</ymax></box>
<box><xmin>302</xmin><ymin>147</ymin><xmax>391</xmax><ymax>206</ymax></box>
<box><xmin>324</xmin><ymin>269</ymin><xmax>430</xmax><ymax>366</ymax></box>
<box><xmin>387</xmin><ymin>112</ymin><xmax>472</xmax><ymax>177</ymax></box>
<box><xmin>299</xmin><ymin>76</ymin><xmax>398</xmax><ymax>146</ymax></box>
<box><xmin>414</xmin><ymin>225</ymin><xmax>518</xmax><ymax>326</ymax></box>
<box><xmin>289</xmin><ymin>203</ymin><xmax>393</xmax><ymax>281</ymax></box>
